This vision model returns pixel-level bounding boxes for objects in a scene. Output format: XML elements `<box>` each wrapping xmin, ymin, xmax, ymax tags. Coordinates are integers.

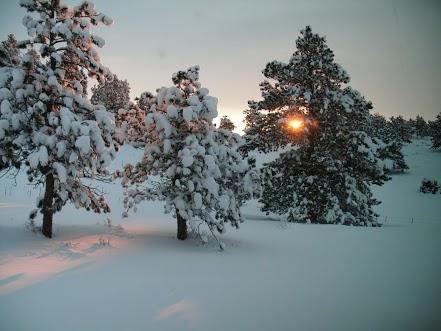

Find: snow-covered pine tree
<box><xmin>387</xmin><ymin>115</ymin><xmax>412</xmax><ymax>144</ymax></box>
<box><xmin>407</xmin><ymin>117</ymin><xmax>416</xmax><ymax>136</ymax></box>
<box><xmin>218</xmin><ymin>115</ymin><xmax>236</xmax><ymax>131</ymax></box>
<box><xmin>0</xmin><ymin>0</ymin><xmax>117</xmax><ymax>238</ymax></box>
<box><xmin>430</xmin><ymin>112</ymin><xmax>441</xmax><ymax>149</ymax></box>
<box><xmin>114</xmin><ymin>100</ymin><xmax>145</xmax><ymax>146</ymax></box>
<box><xmin>376</xmin><ymin>140</ymin><xmax>408</xmax><ymax>172</ymax></box>
<box><xmin>91</xmin><ymin>74</ymin><xmax>130</xmax><ymax>113</ymax></box>
<box><xmin>118</xmin><ymin>66</ymin><xmax>261</xmax><ymax>242</ymax></box>
<box><xmin>135</xmin><ymin>91</ymin><xmax>153</xmax><ymax>113</ymax></box>
<box><xmin>369</xmin><ymin>113</ymin><xmax>387</xmax><ymax>139</ymax></box>
<box><xmin>0</xmin><ymin>34</ymin><xmax>21</xmax><ymax>67</ymax></box>
<box><xmin>367</xmin><ymin>113</ymin><xmax>408</xmax><ymax>173</ymax></box>
<box><xmin>414</xmin><ymin>115</ymin><xmax>429</xmax><ymax>138</ymax></box>
<box><xmin>62</xmin><ymin>50</ymin><xmax>88</xmax><ymax>98</ymax></box>
<box><xmin>251</xmin><ymin>26</ymin><xmax>388</xmax><ymax>226</ymax></box>
<box><xmin>241</xmin><ymin>100</ymin><xmax>292</xmax><ymax>157</ymax></box>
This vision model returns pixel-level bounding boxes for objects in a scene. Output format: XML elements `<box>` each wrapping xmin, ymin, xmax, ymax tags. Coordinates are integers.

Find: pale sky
<box><xmin>1</xmin><ymin>0</ymin><xmax>440</xmax><ymax>132</ymax></box>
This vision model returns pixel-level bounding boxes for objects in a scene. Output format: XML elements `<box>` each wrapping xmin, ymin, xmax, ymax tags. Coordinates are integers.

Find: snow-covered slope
<box><xmin>372</xmin><ymin>138</ymin><xmax>440</xmax><ymax>223</ymax></box>
<box><xmin>0</xmin><ymin>139</ymin><xmax>440</xmax><ymax>331</ymax></box>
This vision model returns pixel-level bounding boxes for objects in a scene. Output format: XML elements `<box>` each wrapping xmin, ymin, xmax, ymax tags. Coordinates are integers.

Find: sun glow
<box><xmin>288</xmin><ymin>119</ymin><xmax>303</xmax><ymax>131</ymax></box>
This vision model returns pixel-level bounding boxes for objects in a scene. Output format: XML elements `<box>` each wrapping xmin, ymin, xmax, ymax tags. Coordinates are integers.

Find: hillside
<box><xmin>0</xmin><ymin>139</ymin><xmax>440</xmax><ymax>331</ymax></box>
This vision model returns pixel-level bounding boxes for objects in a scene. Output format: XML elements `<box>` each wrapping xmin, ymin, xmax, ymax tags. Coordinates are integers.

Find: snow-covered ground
<box><xmin>1</xmin><ymin>139</ymin><xmax>440</xmax><ymax>331</ymax></box>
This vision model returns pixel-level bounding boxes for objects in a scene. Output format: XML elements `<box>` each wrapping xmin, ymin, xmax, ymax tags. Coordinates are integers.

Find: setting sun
<box><xmin>288</xmin><ymin>119</ymin><xmax>303</xmax><ymax>131</ymax></box>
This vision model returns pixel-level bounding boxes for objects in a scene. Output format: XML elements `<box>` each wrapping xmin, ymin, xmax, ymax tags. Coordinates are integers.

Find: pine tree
<box><xmin>369</xmin><ymin>113</ymin><xmax>388</xmax><ymax>139</ymax></box>
<box><xmin>407</xmin><ymin>117</ymin><xmax>416</xmax><ymax>136</ymax></box>
<box><xmin>414</xmin><ymin>115</ymin><xmax>429</xmax><ymax>138</ymax></box>
<box><xmin>62</xmin><ymin>51</ymin><xmax>89</xmax><ymax>98</ymax></box>
<box><xmin>430</xmin><ymin>112</ymin><xmax>441</xmax><ymax>149</ymax></box>
<box><xmin>249</xmin><ymin>26</ymin><xmax>387</xmax><ymax>225</ymax></box>
<box><xmin>91</xmin><ymin>74</ymin><xmax>130</xmax><ymax>113</ymax></box>
<box><xmin>219</xmin><ymin>115</ymin><xmax>235</xmax><ymax>131</ymax></box>
<box><xmin>387</xmin><ymin>116</ymin><xmax>412</xmax><ymax>144</ymax></box>
<box><xmin>0</xmin><ymin>34</ymin><xmax>21</xmax><ymax>67</ymax></box>
<box><xmin>117</xmin><ymin>66</ymin><xmax>261</xmax><ymax>243</ymax></box>
<box><xmin>367</xmin><ymin>113</ymin><xmax>408</xmax><ymax>173</ymax></box>
<box><xmin>0</xmin><ymin>0</ymin><xmax>117</xmax><ymax>238</ymax></box>
<box><xmin>241</xmin><ymin>98</ymin><xmax>292</xmax><ymax>156</ymax></box>
<box><xmin>135</xmin><ymin>91</ymin><xmax>153</xmax><ymax>112</ymax></box>
<box><xmin>376</xmin><ymin>140</ymin><xmax>408</xmax><ymax>172</ymax></box>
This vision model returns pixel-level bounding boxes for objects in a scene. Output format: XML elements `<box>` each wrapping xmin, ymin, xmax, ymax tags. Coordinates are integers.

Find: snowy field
<box><xmin>1</xmin><ymin>139</ymin><xmax>440</xmax><ymax>331</ymax></box>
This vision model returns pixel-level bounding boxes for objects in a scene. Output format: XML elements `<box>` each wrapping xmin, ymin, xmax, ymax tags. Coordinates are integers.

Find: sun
<box><xmin>288</xmin><ymin>119</ymin><xmax>303</xmax><ymax>131</ymax></box>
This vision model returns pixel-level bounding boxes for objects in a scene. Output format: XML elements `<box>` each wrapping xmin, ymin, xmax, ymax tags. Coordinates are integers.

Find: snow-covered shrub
<box><xmin>419</xmin><ymin>179</ymin><xmax>440</xmax><ymax>194</ymax></box>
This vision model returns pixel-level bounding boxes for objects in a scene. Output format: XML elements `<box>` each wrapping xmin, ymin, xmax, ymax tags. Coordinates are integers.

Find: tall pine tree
<box><xmin>429</xmin><ymin>112</ymin><xmax>441</xmax><ymax>149</ymax></box>
<box><xmin>0</xmin><ymin>0</ymin><xmax>117</xmax><ymax>238</ymax></box>
<box><xmin>387</xmin><ymin>115</ymin><xmax>412</xmax><ymax>144</ymax></box>
<box><xmin>246</xmin><ymin>26</ymin><xmax>387</xmax><ymax>226</ymax></box>
<box><xmin>414</xmin><ymin>115</ymin><xmax>429</xmax><ymax>138</ymax></box>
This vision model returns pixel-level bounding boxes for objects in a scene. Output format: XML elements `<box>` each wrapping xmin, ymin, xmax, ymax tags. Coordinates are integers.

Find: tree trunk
<box><xmin>176</xmin><ymin>210</ymin><xmax>187</xmax><ymax>240</ymax></box>
<box><xmin>42</xmin><ymin>172</ymin><xmax>54</xmax><ymax>238</ymax></box>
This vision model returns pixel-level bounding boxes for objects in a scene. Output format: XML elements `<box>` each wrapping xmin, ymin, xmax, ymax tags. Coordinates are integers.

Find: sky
<box><xmin>1</xmin><ymin>0</ymin><xmax>440</xmax><ymax>132</ymax></box>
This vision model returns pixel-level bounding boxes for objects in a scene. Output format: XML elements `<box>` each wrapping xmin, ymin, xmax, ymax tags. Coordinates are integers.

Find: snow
<box><xmin>218</xmin><ymin>194</ymin><xmax>230</xmax><ymax>210</ymax></box>
<box><xmin>47</xmin><ymin>76</ymin><xmax>61</xmax><ymax>93</ymax></box>
<box><xmin>75</xmin><ymin>136</ymin><xmax>91</xmax><ymax>154</ymax></box>
<box><xmin>11</xmin><ymin>69</ymin><xmax>25</xmax><ymax>88</ymax></box>
<box><xmin>27</xmin><ymin>146</ymin><xmax>49</xmax><ymax>169</ymax></box>
<box><xmin>0</xmin><ymin>119</ymin><xmax>9</xmax><ymax>139</ymax></box>
<box><xmin>163</xmin><ymin>139</ymin><xmax>171</xmax><ymax>154</ymax></box>
<box><xmin>51</xmin><ymin>52</ymin><xmax>62</xmax><ymax>66</ymax></box>
<box><xmin>303</xmin><ymin>91</ymin><xmax>311</xmax><ymax>101</ymax></box>
<box><xmin>148</xmin><ymin>113</ymin><xmax>173</xmax><ymax>137</ymax></box>
<box><xmin>53</xmin><ymin>162</ymin><xmax>68</xmax><ymax>184</ymax></box>
<box><xmin>183</xmin><ymin>106</ymin><xmax>194</xmax><ymax>123</ymax></box>
<box><xmin>166</xmin><ymin>105</ymin><xmax>178</xmax><ymax>119</ymax></box>
<box><xmin>56</xmin><ymin>141</ymin><xmax>66</xmax><ymax>158</ymax></box>
<box><xmin>92</xmin><ymin>35</ymin><xmax>105</xmax><ymax>48</ymax></box>
<box><xmin>0</xmin><ymin>140</ymin><xmax>440</xmax><ymax>331</ymax></box>
<box><xmin>193</xmin><ymin>192</ymin><xmax>202</xmax><ymax>209</ymax></box>
<box><xmin>1</xmin><ymin>99</ymin><xmax>12</xmax><ymax>116</ymax></box>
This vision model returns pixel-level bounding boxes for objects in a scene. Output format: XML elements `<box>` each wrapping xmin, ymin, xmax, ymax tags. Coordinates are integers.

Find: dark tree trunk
<box><xmin>42</xmin><ymin>172</ymin><xmax>55</xmax><ymax>238</ymax></box>
<box><xmin>176</xmin><ymin>210</ymin><xmax>187</xmax><ymax>240</ymax></box>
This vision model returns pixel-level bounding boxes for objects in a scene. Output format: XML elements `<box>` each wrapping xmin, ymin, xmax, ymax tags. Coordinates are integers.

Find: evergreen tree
<box><xmin>0</xmin><ymin>34</ymin><xmax>21</xmax><ymax>67</ymax></box>
<box><xmin>414</xmin><ymin>115</ymin><xmax>429</xmax><ymax>138</ymax></box>
<box><xmin>387</xmin><ymin>115</ymin><xmax>412</xmax><ymax>144</ymax></box>
<box><xmin>249</xmin><ymin>26</ymin><xmax>387</xmax><ymax>225</ymax></box>
<box><xmin>241</xmin><ymin>96</ymin><xmax>293</xmax><ymax>156</ymax></box>
<box><xmin>429</xmin><ymin>112</ymin><xmax>441</xmax><ymax>149</ymax></box>
<box><xmin>369</xmin><ymin>113</ymin><xmax>388</xmax><ymax>139</ymax></box>
<box><xmin>62</xmin><ymin>51</ymin><xmax>88</xmax><ymax>98</ymax></box>
<box><xmin>219</xmin><ymin>115</ymin><xmax>235</xmax><ymax>131</ymax></box>
<box><xmin>367</xmin><ymin>113</ymin><xmax>408</xmax><ymax>173</ymax></box>
<box><xmin>114</xmin><ymin>100</ymin><xmax>145</xmax><ymax>146</ymax></box>
<box><xmin>91</xmin><ymin>74</ymin><xmax>130</xmax><ymax>113</ymax></box>
<box><xmin>135</xmin><ymin>91</ymin><xmax>153</xmax><ymax>112</ymax></box>
<box><xmin>376</xmin><ymin>140</ymin><xmax>408</xmax><ymax>172</ymax></box>
<box><xmin>0</xmin><ymin>0</ymin><xmax>117</xmax><ymax>238</ymax></box>
<box><xmin>117</xmin><ymin>66</ymin><xmax>261</xmax><ymax>243</ymax></box>
<box><xmin>407</xmin><ymin>117</ymin><xmax>416</xmax><ymax>136</ymax></box>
